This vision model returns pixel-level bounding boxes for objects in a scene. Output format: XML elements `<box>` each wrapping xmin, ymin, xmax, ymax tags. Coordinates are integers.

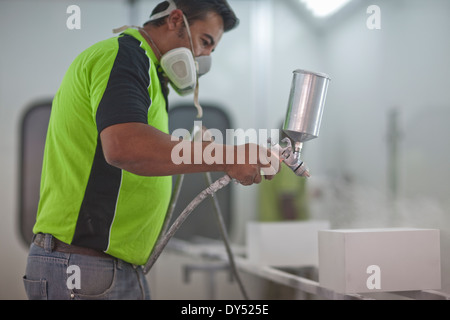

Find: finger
<box><xmin>239</xmin><ymin>176</ymin><xmax>253</xmax><ymax>186</ymax></box>
<box><xmin>253</xmin><ymin>173</ymin><xmax>262</xmax><ymax>185</ymax></box>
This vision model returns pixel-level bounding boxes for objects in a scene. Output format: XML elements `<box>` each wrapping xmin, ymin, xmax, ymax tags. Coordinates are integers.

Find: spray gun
<box><xmin>270</xmin><ymin>69</ymin><xmax>331</xmax><ymax>178</ymax></box>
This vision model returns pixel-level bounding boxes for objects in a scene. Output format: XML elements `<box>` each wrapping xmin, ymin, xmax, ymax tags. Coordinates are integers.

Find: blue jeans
<box><xmin>23</xmin><ymin>234</ymin><xmax>150</xmax><ymax>300</ymax></box>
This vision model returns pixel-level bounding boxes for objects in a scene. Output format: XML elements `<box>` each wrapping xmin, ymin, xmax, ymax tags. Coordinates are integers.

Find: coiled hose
<box><xmin>143</xmin><ymin>174</ymin><xmax>250</xmax><ymax>300</ymax></box>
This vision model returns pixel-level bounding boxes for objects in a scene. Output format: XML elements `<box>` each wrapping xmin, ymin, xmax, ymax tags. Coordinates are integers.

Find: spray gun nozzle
<box><xmin>293</xmin><ymin>161</ymin><xmax>310</xmax><ymax>178</ymax></box>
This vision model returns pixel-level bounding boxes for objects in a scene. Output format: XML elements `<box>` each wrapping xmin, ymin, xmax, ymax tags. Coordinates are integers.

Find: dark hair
<box><xmin>146</xmin><ymin>0</ymin><xmax>239</xmax><ymax>32</ymax></box>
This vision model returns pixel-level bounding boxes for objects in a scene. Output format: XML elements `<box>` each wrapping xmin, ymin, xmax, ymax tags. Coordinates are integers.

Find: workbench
<box><xmin>163</xmin><ymin>238</ymin><xmax>450</xmax><ymax>300</ymax></box>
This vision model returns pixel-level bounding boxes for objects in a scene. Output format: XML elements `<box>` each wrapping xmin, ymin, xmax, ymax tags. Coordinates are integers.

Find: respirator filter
<box><xmin>160</xmin><ymin>47</ymin><xmax>197</xmax><ymax>95</ymax></box>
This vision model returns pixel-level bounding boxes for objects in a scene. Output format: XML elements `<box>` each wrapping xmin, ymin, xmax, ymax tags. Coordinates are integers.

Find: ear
<box><xmin>167</xmin><ymin>9</ymin><xmax>185</xmax><ymax>31</ymax></box>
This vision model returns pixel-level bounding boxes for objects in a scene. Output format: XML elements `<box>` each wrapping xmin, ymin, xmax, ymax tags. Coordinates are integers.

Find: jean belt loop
<box><xmin>44</xmin><ymin>234</ymin><xmax>53</xmax><ymax>253</ymax></box>
<box><xmin>116</xmin><ymin>258</ymin><xmax>123</xmax><ymax>271</ymax></box>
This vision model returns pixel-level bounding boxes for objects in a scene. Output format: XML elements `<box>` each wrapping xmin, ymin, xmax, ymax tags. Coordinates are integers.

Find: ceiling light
<box><xmin>300</xmin><ymin>0</ymin><xmax>352</xmax><ymax>18</ymax></box>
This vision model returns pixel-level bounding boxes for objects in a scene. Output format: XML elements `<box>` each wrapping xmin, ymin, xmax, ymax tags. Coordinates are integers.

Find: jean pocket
<box><xmin>70</xmin><ymin>257</ymin><xmax>116</xmax><ymax>300</ymax></box>
<box><xmin>23</xmin><ymin>276</ymin><xmax>48</xmax><ymax>300</ymax></box>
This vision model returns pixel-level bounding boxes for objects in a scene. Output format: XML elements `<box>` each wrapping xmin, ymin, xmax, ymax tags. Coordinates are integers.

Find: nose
<box><xmin>195</xmin><ymin>47</ymin><xmax>213</xmax><ymax>58</ymax></box>
<box><xmin>193</xmin><ymin>40</ymin><xmax>216</xmax><ymax>57</ymax></box>
<box><xmin>204</xmin><ymin>48</ymin><xmax>214</xmax><ymax>56</ymax></box>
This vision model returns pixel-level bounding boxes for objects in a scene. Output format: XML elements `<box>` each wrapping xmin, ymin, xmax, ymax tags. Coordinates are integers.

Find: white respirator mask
<box><xmin>159</xmin><ymin>42</ymin><xmax>212</xmax><ymax>97</ymax></box>
<box><xmin>149</xmin><ymin>0</ymin><xmax>211</xmax><ymax>117</ymax></box>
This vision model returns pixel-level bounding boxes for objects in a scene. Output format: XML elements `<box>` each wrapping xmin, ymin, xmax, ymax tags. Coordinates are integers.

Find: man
<box><xmin>23</xmin><ymin>0</ymin><xmax>276</xmax><ymax>300</ymax></box>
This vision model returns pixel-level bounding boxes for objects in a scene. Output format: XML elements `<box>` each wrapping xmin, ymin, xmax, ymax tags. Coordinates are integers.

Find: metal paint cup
<box><xmin>283</xmin><ymin>69</ymin><xmax>331</xmax><ymax>143</ymax></box>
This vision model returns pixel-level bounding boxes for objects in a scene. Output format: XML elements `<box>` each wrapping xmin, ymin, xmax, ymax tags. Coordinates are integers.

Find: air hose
<box><xmin>143</xmin><ymin>174</ymin><xmax>250</xmax><ymax>300</ymax></box>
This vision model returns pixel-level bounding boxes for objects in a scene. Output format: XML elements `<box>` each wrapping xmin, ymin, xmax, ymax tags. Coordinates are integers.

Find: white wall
<box><xmin>1</xmin><ymin>0</ymin><xmax>449</xmax><ymax>299</ymax></box>
<box><xmin>314</xmin><ymin>0</ymin><xmax>450</xmax><ymax>292</ymax></box>
<box><xmin>0</xmin><ymin>0</ymin><xmax>132</xmax><ymax>300</ymax></box>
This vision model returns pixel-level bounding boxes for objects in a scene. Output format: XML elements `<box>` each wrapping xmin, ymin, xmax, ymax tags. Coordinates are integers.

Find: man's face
<box><xmin>178</xmin><ymin>11</ymin><xmax>225</xmax><ymax>58</ymax></box>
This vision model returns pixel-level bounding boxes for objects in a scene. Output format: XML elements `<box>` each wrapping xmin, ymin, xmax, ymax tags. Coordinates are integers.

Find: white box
<box><xmin>318</xmin><ymin>228</ymin><xmax>441</xmax><ymax>294</ymax></box>
<box><xmin>246</xmin><ymin>220</ymin><xmax>330</xmax><ymax>267</ymax></box>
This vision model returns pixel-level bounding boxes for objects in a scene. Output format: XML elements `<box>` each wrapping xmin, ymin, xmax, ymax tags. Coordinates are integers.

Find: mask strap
<box><xmin>182</xmin><ymin>15</ymin><xmax>196</xmax><ymax>58</ymax></box>
<box><xmin>193</xmin><ymin>76</ymin><xmax>203</xmax><ymax>119</ymax></box>
<box><xmin>112</xmin><ymin>26</ymin><xmax>163</xmax><ymax>59</ymax></box>
<box><xmin>148</xmin><ymin>0</ymin><xmax>177</xmax><ymax>22</ymax></box>
<box><xmin>112</xmin><ymin>25</ymin><xmax>137</xmax><ymax>34</ymax></box>
<box><xmin>182</xmin><ymin>14</ymin><xmax>203</xmax><ymax>119</ymax></box>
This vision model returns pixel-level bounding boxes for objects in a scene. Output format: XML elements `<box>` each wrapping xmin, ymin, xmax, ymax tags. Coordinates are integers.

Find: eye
<box><xmin>201</xmin><ymin>38</ymin><xmax>210</xmax><ymax>47</ymax></box>
<box><xmin>200</xmin><ymin>34</ymin><xmax>215</xmax><ymax>50</ymax></box>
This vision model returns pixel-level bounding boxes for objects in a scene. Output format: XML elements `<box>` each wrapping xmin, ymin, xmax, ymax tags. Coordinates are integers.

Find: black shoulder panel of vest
<box><xmin>96</xmin><ymin>34</ymin><xmax>151</xmax><ymax>134</ymax></box>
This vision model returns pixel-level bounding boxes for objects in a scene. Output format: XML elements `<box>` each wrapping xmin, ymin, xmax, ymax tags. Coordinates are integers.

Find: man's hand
<box><xmin>224</xmin><ymin>143</ymin><xmax>279</xmax><ymax>186</ymax></box>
